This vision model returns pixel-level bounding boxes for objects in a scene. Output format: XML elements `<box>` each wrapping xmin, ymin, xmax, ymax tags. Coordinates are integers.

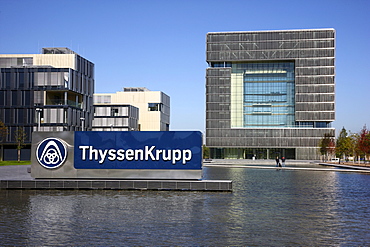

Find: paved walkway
<box><xmin>203</xmin><ymin>159</ymin><xmax>370</xmax><ymax>173</ymax></box>
<box><xmin>204</xmin><ymin>164</ymin><xmax>370</xmax><ymax>173</ymax></box>
<box><xmin>318</xmin><ymin>162</ymin><xmax>370</xmax><ymax>171</ymax></box>
<box><xmin>0</xmin><ymin>165</ymin><xmax>32</xmax><ymax>180</ymax></box>
<box><xmin>204</xmin><ymin>159</ymin><xmax>313</xmax><ymax>165</ymax></box>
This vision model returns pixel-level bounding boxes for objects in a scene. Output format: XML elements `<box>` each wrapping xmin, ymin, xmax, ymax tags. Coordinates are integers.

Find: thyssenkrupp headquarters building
<box><xmin>206</xmin><ymin>29</ymin><xmax>335</xmax><ymax>160</ymax></box>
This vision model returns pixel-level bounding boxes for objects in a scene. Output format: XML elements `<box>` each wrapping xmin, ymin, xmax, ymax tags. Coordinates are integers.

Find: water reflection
<box><xmin>26</xmin><ymin>192</ymin><xmax>79</xmax><ymax>245</ymax></box>
<box><xmin>1</xmin><ymin>167</ymin><xmax>370</xmax><ymax>245</ymax></box>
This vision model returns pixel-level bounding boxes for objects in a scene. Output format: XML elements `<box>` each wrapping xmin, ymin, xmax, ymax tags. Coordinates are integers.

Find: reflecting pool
<box><xmin>1</xmin><ymin>165</ymin><xmax>370</xmax><ymax>245</ymax></box>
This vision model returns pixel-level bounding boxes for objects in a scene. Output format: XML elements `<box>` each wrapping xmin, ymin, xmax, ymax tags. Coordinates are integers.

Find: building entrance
<box><xmin>210</xmin><ymin>148</ymin><xmax>296</xmax><ymax>160</ymax></box>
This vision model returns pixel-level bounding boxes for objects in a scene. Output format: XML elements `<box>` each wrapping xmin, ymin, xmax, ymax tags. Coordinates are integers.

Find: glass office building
<box><xmin>0</xmin><ymin>48</ymin><xmax>94</xmax><ymax>160</ymax></box>
<box><xmin>206</xmin><ymin>29</ymin><xmax>335</xmax><ymax>160</ymax></box>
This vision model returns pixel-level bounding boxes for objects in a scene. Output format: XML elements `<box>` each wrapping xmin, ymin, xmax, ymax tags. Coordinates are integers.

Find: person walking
<box><xmin>275</xmin><ymin>156</ymin><xmax>280</xmax><ymax>167</ymax></box>
<box><xmin>281</xmin><ymin>157</ymin><xmax>286</xmax><ymax>167</ymax></box>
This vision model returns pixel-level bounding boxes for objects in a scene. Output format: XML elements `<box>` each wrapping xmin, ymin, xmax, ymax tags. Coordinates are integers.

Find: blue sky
<box><xmin>1</xmin><ymin>0</ymin><xmax>369</xmax><ymax>135</ymax></box>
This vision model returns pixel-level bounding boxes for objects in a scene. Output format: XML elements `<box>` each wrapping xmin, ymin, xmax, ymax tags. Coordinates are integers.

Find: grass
<box><xmin>0</xmin><ymin>160</ymin><xmax>31</xmax><ymax>166</ymax></box>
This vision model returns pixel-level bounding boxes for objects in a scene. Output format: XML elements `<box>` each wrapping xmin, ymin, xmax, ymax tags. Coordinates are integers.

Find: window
<box><xmin>148</xmin><ymin>103</ymin><xmax>162</xmax><ymax>111</ymax></box>
<box><xmin>111</xmin><ymin>108</ymin><xmax>119</xmax><ymax>116</ymax></box>
<box><xmin>315</xmin><ymin>122</ymin><xmax>328</xmax><ymax>128</ymax></box>
<box><xmin>210</xmin><ymin>62</ymin><xmax>232</xmax><ymax>68</ymax></box>
<box><xmin>93</xmin><ymin>95</ymin><xmax>111</xmax><ymax>104</ymax></box>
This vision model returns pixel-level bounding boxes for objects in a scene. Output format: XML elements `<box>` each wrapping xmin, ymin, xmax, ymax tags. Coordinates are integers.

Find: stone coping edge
<box><xmin>0</xmin><ymin>179</ymin><xmax>232</xmax><ymax>192</ymax></box>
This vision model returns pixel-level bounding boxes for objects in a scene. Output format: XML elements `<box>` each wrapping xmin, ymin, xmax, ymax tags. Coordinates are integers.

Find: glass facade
<box><xmin>230</xmin><ymin>61</ymin><xmax>295</xmax><ymax>128</ymax></box>
<box><xmin>210</xmin><ymin>147</ymin><xmax>296</xmax><ymax>159</ymax></box>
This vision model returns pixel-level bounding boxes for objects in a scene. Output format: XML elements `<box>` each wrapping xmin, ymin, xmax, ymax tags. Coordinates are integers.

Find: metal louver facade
<box><xmin>0</xmin><ymin>48</ymin><xmax>94</xmax><ymax>160</ymax></box>
<box><xmin>206</xmin><ymin>29</ymin><xmax>335</xmax><ymax>160</ymax></box>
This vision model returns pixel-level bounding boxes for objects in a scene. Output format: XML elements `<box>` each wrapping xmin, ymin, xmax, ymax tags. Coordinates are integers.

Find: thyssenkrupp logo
<box><xmin>36</xmin><ymin>138</ymin><xmax>67</xmax><ymax>169</ymax></box>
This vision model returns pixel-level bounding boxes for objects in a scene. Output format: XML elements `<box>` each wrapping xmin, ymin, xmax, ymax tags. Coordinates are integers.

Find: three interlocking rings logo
<box><xmin>36</xmin><ymin>138</ymin><xmax>67</xmax><ymax>169</ymax></box>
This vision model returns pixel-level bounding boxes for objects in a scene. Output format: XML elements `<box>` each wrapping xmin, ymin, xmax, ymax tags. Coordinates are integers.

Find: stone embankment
<box><xmin>319</xmin><ymin>161</ymin><xmax>370</xmax><ymax>171</ymax></box>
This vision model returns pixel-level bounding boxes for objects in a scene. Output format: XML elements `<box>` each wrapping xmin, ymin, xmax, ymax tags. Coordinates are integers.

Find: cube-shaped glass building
<box><xmin>206</xmin><ymin>29</ymin><xmax>335</xmax><ymax>160</ymax></box>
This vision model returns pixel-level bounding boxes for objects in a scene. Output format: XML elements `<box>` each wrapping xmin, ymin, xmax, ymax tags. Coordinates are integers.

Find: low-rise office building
<box><xmin>94</xmin><ymin>88</ymin><xmax>170</xmax><ymax>131</ymax></box>
<box><xmin>92</xmin><ymin>104</ymin><xmax>139</xmax><ymax>131</ymax></box>
<box><xmin>0</xmin><ymin>47</ymin><xmax>94</xmax><ymax>160</ymax></box>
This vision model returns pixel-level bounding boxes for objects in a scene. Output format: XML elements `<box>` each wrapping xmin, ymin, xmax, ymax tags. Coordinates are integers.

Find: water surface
<box><xmin>1</xmin><ymin>166</ymin><xmax>370</xmax><ymax>245</ymax></box>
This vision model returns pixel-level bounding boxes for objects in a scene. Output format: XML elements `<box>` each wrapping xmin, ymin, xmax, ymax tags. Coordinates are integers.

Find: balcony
<box><xmin>46</xmin><ymin>98</ymin><xmax>82</xmax><ymax>108</ymax></box>
<box><xmin>45</xmin><ymin>91</ymin><xmax>83</xmax><ymax>109</ymax></box>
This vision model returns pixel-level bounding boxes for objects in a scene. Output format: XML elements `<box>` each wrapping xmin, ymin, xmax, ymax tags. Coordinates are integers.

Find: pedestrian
<box><xmin>275</xmin><ymin>156</ymin><xmax>280</xmax><ymax>167</ymax></box>
<box><xmin>282</xmin><ymin>157</ymin><xmax>286</xmax><ymax>167</ymax></box>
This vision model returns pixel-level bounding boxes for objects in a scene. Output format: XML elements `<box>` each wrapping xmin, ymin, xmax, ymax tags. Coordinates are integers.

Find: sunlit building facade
<box><xmin>0</xmin><ymin>48</ymin><xmax>94</xmax><ymax>160</ymax></box>
<box><xmin>206</xmin><ymin>29</ymin><xmax>336</xmax><ymax>160</ymax></box>
<box><xmin>92</xmin><ymin>104</ymin><xmax>139</xmax><ymax>131</ymax></box>
<box><xmin>94</xmin><ymin>88</ymin><xmax>170</xmax><ymax>131</ymax></box>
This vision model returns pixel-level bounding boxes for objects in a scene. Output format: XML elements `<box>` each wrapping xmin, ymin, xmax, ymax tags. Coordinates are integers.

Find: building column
<box><xmin>64</xmin><ymin>92</ymin><xmax>68</xmax><ymax>105</ymax></box>
<box><xmin>0</xmin><ymin>145</ymin><xmax>3</xmax><ymax>161</ymax></box>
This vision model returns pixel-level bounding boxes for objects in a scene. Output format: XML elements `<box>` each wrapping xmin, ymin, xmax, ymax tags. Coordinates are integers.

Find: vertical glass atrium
<box><xmin>231</xmin><ymin>62</ymin><xmax>295</xmax><ymax>128</ymax></box>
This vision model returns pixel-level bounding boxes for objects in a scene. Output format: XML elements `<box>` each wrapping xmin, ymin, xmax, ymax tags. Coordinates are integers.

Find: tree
<box><xmin>349</xmin><ymin>133</ymin><xmax>360</xmax><ymax>163</ymax></box>
<box><xmin>14</xmin><ymin>127</ymin><xmax>27</xmax><ymax>162</ymax></box>
<box><xmin>203</xmin><ymin>145</ymin><xmax>210</xmax><ymax>159</ymax></box>
<box><xmin>336</xmin><ymin>127</ymin><xmax>352</xmax><ymax>163</ymax></box>
<box><xmin>358</xmin><ymin>125</ymin><xmax>370</xmax><ymax>162</ymax></box>
<box><xmin>319</xmin><ymin>133</ymin><xmax>335</xmax><ymax>161</ymax></box>
<box><xmin>0</xmin><ymin>120</ymin><xmax>8</xmax><ymax>161</ymax></box>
